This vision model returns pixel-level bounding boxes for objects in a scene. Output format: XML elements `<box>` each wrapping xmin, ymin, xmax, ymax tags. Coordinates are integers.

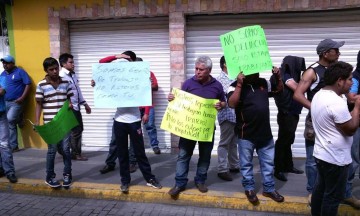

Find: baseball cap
<box><xmin>1</xmin><ymin>55</ymin><xmax>15</xmax><ymax>63</ymax></box>
<box><xmin>316</xmin><ymin>39</ymin><xmax>345</xmax><ymax>55</ymax></box>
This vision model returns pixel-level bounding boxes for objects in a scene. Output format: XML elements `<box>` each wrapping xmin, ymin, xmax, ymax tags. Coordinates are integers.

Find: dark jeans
<box><xmin>70</xmin><ymin>110</ymin><xmax>84</xmax><ymax>156</ymax></box>
<box><xmin>274</xmin><ymin>112</ymin><xmax>299</xmax><ymax>172</ymax></box>
<box><xmin>105</xmin><ymin>125</ymin><xmax>136</xmax><ymax>167</ymax></box>
<box><xmin>105</xmin><ymin>126</ymin><xmax>117</xmax><ymax>167</ymax></box>
<box><xmin>311</xmin><ymin>158</ymin><xmax>349</xmax><ymax>216</ymax></box>
<box><xmin>113</xmin><ymin>120</ymin><xmax>155</xmax><ymax>185</ymax></box>
<box><xmin>175</xmin><ymin>136</ymin><xmax>214</xmax><ymax>188</ymax></box>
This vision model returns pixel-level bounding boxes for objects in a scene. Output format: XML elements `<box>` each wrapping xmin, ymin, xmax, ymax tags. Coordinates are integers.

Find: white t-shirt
<box><xmin>114</xmin><ymin>107</ymin><xmax>141</xmax><ymax>123</ymax></box>
<box><xmin>311</xmin><ymin>89</ymin><xmax>353</xmax><ymax>166</ymax></box>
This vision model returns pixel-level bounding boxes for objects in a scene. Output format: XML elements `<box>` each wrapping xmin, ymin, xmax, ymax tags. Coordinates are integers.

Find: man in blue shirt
<box><xmin>0</xmin><ymin>75</ymin><xmax>18</xmax><ymax>183</ymax></box>
<box><xmin>0</xmin><ymin>55</ymin><xmax>31</xmax><ymax>151</ymax></box>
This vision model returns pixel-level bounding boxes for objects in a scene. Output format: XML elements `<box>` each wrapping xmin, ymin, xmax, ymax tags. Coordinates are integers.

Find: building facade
<box><xmin>5</xmin><ymin>0</ymin><xmax>360</xmax><ymax>155</ymax></box>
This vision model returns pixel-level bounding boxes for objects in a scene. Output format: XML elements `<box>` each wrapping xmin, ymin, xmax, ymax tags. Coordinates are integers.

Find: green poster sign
<box><xmin>220</xmin><ymin>25</ymin><xmax>273</xmax><ymax>79</ymax></box>
<box><xmin>34</xmin><ymin>100</ymin><xmax>79</xmax><ymax>144</ymax></box>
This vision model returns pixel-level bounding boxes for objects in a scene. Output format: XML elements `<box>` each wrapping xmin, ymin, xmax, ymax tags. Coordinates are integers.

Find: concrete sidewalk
<box><xmin>0</xmin><ymin>148</ymin><xmax>359</xmax><ymax>215</ymax></box>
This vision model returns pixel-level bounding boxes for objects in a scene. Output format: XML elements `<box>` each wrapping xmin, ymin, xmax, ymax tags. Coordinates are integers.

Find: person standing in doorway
<box><xmin>59</xmin><ymin>53</ymin><xmax>91</xmax><ymax>161</ymax></box>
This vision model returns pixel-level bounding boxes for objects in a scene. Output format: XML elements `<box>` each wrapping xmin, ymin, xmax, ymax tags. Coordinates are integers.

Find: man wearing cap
<box><xmin>0</xmin><ymin>55</ymin><xmax>31</xmax><ymax>151</ymax></box>
<box><xmin>293</xmin><ymin>39</ymin><xmax>344</xmax><ymax>204</ymax></box>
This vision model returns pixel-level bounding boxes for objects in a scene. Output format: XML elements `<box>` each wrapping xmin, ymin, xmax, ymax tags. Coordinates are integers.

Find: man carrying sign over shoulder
<box><xmin>228</xmin><ymin>68</ymin><xmax>284</xmax><ymax>204</ymax></box>
<box><xmin>167</xmin><ymin>56</ymin><xmax>226</xmax><ymax>198</ymax></box>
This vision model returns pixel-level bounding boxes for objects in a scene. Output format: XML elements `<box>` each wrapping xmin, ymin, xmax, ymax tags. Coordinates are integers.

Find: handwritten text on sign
<box><xmin>92</xmin><ymin>62</ymin><xmax>152</xmax><ymax>108</ymax></box>
<box><xmin>160</xmin><ymin>88</ymin><xmax>218</xmax><ymax>142</ymax></box>
<box><xmin>220</xmin><ymin>25</ymin><xmax>273</xmax><ymax>79</ymax></box>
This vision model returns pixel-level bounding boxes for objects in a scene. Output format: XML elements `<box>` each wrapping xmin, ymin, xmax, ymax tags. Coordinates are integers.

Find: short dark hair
<box><xmin>43</xmin><ymin>57</ymin><xmax>59</xmax><ymax>71</ymax></box>
<box><xmin>220</xmin><ymin>56</ymin><xmax>225</xmax><ymax>70</ymax></box>
<box><xmin>59</xmin><ymin>53</ymin><xmax>73</xmax><ymax>67</ymax></box>
<box><xmin>324</xmin><ymin>61</ymin><xmax>353</xmax><ymax>85</ymax></box>
<box><xmin>122</xmin><ymin>50</ymin><xmax>136</xmax><ymax>61</ymax></box>
<box><xmin>136</xmin><ymin>57</ymin><xmax>143</xmax><ymax>62</ymax></box>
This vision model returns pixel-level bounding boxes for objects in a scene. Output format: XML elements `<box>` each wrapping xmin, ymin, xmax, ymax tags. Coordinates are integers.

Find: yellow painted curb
<box><xmin>0</xmin><ymin>178</ymin><xmax>358</xmax><ymax>215</ymax></box>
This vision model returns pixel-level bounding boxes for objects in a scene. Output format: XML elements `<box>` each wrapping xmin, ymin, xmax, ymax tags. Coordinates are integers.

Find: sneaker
<box><xmin>45</xmin><ymin>178</ymin><xmax>61</xmax><ymax>188</ymax></box>
<box><xmin>153</xmin><ymin>147</ymin><xmax>161</xmax><ymax>154</ymax></box>
<box><xmin>262</xmin><ymin>190</ymin><xmax>284</xmax><ymax>202</ymax></box>
<box><xmin>146</xmin><ymin>179</ymin><xmax>162</xmax><ymax>189</ymax></box>
<box><xmin>245</xmin><ymin>190</ymin><xmax>259</xmax><ymax>204</ymax></box>
<box><xmin>195</xmin><ymin>183</ymin><xmax>208</xmax><ymax>193</ymax></box>
<box><xmin>343</xmin><ymin>196</ymin><xmax>360</xmax><ymax>209</ymax></box>
<box><xmin>217</xmin><ymin>172</ymin><xmax>233</xmax><ymax>181</ymax></box>
<box><xmin>129</xmin><ymin>164</ymin><xmax>137</xmax><ymax>173</ymax></box>
<box><xmin>7</xmin><ymin>174</ymin><xmax>18</xmax><ymax>183</ymax></box>
<box><xmin>63</xmin><ymin>174</ymin><xmax>72</xmax><ymax>188</ymax></box>
<box><xmin>121</xmin><ymin>184</ymin><xmax>129</xmax><ymax>194</ymax></box>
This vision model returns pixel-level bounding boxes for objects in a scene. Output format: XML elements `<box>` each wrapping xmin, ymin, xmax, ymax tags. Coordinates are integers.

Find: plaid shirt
<box><xmin>216</xmin><ymin>71</ymin><xmax>236</xmax><ymax>124</ymax></box>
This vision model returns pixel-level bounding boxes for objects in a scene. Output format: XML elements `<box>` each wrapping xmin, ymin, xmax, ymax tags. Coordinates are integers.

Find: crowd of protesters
<box><xmin>0</xmin><ymin>38</ymin><xmax>359</xmax><ymax>215</ymax></box>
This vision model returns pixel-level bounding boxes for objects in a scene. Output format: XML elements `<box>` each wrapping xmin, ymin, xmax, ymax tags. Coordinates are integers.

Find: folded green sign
<box><xmin>34</xmin><ymin>100</ymin><xmax>79</xmax><ymax>144</ymax></box>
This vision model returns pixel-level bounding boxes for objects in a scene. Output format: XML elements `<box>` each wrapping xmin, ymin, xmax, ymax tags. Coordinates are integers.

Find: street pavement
<box><xmin>0</xmin><ymin>192</ymin><xmax>292</xmax><ymax>216</ymax></box>
<box><xmin>0</xmin><ymin>148</ymin><xmax>359</xmax><ymax>215</ymax></box>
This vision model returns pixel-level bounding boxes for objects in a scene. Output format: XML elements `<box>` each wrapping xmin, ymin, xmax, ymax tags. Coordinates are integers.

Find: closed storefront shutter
<box><xmin>69</xmin><ymin>17</ymin><xmax>170</xmax><ymax>151</ymax></box>
<box><xmin>186</xmin><ymin>10</ymin><xmax>360</xmax><ymax>157</ymax></box>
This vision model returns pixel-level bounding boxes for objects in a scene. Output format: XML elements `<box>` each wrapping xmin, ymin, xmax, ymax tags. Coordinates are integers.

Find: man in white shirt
<box><xmin>311</xmin><ymin>61</ymin><xmax>360</xmax><ymax>216</ymax></box>
<box><xmin>59</xmin><ymin>53</ymin><xmax>91</xmax><ymax>161</ymax></box>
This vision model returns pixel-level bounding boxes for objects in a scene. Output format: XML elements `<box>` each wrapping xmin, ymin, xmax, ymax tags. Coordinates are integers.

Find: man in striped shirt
<box><xmin>35</xmin><ymin>57</ymin><xmax>74</xmax><ymax>188</ymax></box>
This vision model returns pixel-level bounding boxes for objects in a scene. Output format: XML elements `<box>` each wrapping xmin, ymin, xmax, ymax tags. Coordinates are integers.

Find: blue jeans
<box><xmin>0</xmin><ymin>111</ymin><xmax>15</xmax><ymax>175</ymax></box>
<box><xmin>6</xmin><ymin>101</ymin><xmax>23</xmax><ymax>150</ymax></box>
<box><xmin>175</xmin><ymin>137</ymin><xmax>214</xmax><ymax>188</ymax></box>
<box><xmin>46</xmin><ymin>133</ymin><xmax>72</xmax><ymax>180</ymax></box>
<box><xmin>140</xmin><ymin>107</ymin><xmax>159</xmax><ymax>148</ymax></box>
<box><xmin>113</xmin><ymin>121</ymin><xmax>155</xmax><ymax>185</ymax></box>
<box><xmin>305</xmin><ymin>139</ymin><xmax>317</xmax><ymax>193</ymax></box>
<box><xmin>345</xmin><ymin>127</ymin><xmax>360</xmax><ymax>198</ymax></box>
<box><xmin>311</xmin><ymin>158</ymin><xmax>349</xmax><ymax>216</ymax></box>
<box><xmin>238</xmin><ymin>138</ymin><xmax>275</xmax><ymax>192</ymax></box>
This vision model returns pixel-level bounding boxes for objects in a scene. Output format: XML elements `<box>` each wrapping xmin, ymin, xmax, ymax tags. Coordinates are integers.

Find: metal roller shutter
<box><xmin>186</xmin><ymin>10</ymin><xmax>360</xmax><ymax>157</ymax></box>
<box><xmin>69</xmin><ymin>17</ymin><xmax>170</xmax><ymax>151</ymax></box>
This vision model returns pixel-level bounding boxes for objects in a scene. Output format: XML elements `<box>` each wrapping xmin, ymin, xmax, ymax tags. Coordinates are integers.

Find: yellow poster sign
<box><xmin>160</xmin><ymin>88</ymin><xmax>218</xmax><ymax>142</ymax></box>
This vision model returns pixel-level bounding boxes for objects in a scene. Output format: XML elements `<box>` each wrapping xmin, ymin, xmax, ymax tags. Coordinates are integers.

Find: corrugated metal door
<box><xmin>186</xmin><ymin>10</ymin><xmax>360</xmax><ymax>157</ymax></box>
<box><xmin>69</xmin><ymin>17</ymin><xmax>170</xmax><ymax>151</ymax></box>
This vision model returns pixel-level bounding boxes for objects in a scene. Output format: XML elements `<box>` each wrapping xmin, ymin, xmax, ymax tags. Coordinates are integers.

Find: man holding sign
<box><xmin>35</xmin><ymin>57</ymin><xmax>74</xmax><ymax>188</ymax></box>
<box><xmin>167</xmin><ymin>56</ymin><xmax>226</xmax><ymax>197</ymax></box>
<box><xmin>228</xmin><ymin>68</ymin><xmax>284</xmax><ymax>204</ymax></box>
